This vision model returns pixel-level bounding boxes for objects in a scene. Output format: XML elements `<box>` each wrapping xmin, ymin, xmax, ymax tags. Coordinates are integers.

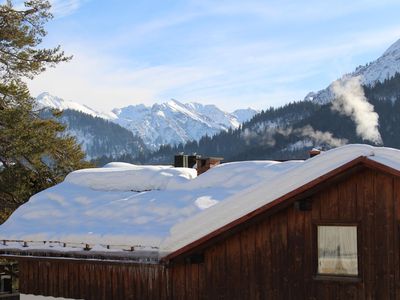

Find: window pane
<box><xmin>317</xmin><ymin>225</ymin><xmax>358</xmax><ymax>276</ymax></box>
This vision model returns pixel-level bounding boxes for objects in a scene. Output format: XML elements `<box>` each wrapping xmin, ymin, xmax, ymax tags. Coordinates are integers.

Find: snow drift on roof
<box><xmin>65</xmin><ymin>163</ymin><xmax>197</xmax><ymax>191</ymax></box>
<box><xmin>0</xmin><ymin>160</ymin><xmax>299</xmax><ymax>251</ymax></box>
<box><xmin>1</xmin><ymin>144</ymin><xmax>400</xmax><ymax>257</ymax></box>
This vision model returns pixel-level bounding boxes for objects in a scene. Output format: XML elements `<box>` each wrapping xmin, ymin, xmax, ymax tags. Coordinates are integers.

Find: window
<box><xmin>317</xmin><ymin>225</ymin><xmax>358</xmax><ymax>276</ymax></box>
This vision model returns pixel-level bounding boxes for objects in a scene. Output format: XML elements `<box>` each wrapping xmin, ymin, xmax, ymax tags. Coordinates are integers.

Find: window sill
<box><xmin>313</xmin><ymin>275</ymin><xmax>361</xmax><ymax>283</ymax></box>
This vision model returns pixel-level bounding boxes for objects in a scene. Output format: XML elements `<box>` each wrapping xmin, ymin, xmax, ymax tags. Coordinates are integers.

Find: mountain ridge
<box><xmin>36</xmin><ymin>93</ymin><xmax>259</xmax><ymax>150</ymax></box>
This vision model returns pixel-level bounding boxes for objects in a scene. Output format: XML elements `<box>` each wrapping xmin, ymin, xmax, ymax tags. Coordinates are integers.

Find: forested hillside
<box><xmin>40</xmin><ymin>109</ymin><xmax>148</xmax><ymax>160</ymax></box>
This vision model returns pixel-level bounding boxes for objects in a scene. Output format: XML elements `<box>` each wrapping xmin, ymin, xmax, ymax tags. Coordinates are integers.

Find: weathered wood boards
<box><xmin>12</xmin><ymin>167</ymin><xmax>400</xmax><ymax>299</ymax></box>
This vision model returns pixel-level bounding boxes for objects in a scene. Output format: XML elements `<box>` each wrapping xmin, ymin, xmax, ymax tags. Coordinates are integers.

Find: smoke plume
<box><xmin>295</xmin><ymin>125</ymin><xmax>347</xmax><ymax>147</ymax></box>
<box><xmin>241</xmin><ymin>123</ymin><xmax>346</xmax><ymax>148</ymax></box>
<box><xmin>331</xmin><ymin>76</ymin><xmax>382</xmax><ymax>144</ymax></box>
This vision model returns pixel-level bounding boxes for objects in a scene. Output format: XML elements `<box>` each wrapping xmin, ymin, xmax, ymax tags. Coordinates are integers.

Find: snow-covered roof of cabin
<box><xmin>0</xmin><ymin>159</ymin><xmax>300</xmax><ymax>256</ymax></box>
<box><xmin>1</xmin><ymin>144</ymin><xmax>400</xmax><ymax>259</ymax></box>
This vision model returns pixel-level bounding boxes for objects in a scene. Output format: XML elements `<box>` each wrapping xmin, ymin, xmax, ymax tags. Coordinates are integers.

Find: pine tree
<box><xmin>0</xmin><ymin>1</ymin><xmax>91</xmax><ymax>222</ymax></box>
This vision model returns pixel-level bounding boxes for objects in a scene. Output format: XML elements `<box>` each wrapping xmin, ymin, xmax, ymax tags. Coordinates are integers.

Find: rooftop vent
<box><xmin>174</xmin><ymin>154</ymin><xmax>199</xmax><ymax>168</ymax></box>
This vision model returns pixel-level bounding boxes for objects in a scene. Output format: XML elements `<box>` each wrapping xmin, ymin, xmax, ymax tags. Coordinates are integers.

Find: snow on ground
<box><xmin>1</xmin><ymin>144</ymin><xmax>400</xmax><ymax>256</ymax></box>
<box><xmin>21</xmin><ymin>295</ymin><xmax>80</xmax><ymax>300</ymax></box>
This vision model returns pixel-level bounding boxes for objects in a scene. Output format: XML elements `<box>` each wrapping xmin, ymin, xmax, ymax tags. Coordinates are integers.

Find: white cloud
<box><xmin>50</xmin><ymin>0</ymin><xmax>85</xmax><ymax>17</ymax></box>
<box><xmin>28</xmin><ymin>46</ymin><xmax>222</xmax><ymax>111</ymax></box>
<box><xmin>28</xmin><ymin>22</ymin><xmax>400</xmax><ymax>112</ymax></box>
<box><xmin>188</xmin><ymin>0</ymin><xmax>400</xmax><ymax>23</ymax></box>
<box><xmin>8</xmin><ymin>0</ymin><xmax>86</xmax><ymax>17</ymax></box>
<box><xmin>22</xmin><ymin>0</ymin><xmax>400</xmax><ymax>112</ymax></box>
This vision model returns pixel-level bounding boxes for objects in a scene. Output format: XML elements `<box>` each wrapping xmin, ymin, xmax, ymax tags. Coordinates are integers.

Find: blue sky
<box><xmin>24</xmin><ymin>0</ymin><xmax>400</xmax><ymax>111</ymax></box>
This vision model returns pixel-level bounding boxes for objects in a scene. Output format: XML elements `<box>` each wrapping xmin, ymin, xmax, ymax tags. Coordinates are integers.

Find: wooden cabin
<box><xmin>1</xmin><ymin>145</ymin><xmax>400</xmax><ymax>299</ymax></box>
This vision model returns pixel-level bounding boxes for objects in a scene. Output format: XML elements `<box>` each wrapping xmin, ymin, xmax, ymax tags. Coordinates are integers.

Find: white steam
<box><xmin>241</xmin><ymin>123</ymin><xmax>347</xmax><ymax>148</ymax></box>
<box><xmin>295</xmin><ymin>125</ymin><xmax>347</xmax><ymax>147</ymax></box>
<box><xmin>331</xmin><ymin>76</ymin><xmax>382</xmax><ymax>144</ymax></box>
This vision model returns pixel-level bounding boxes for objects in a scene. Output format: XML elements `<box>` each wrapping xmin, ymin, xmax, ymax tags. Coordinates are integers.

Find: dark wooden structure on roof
<box><xmin>174</xmin><ymin>154</ymin><xmax>223</xmax><ymax>175</ymax></box>
<box><xmin>2</xmin><ymin>156</ymin><xmax>400</xmax><ymax>299</ymax></box>
<box><xmin>195</xmin><ymin>156</ymin><xmax>223</xmax><ymax>175</ymax></box>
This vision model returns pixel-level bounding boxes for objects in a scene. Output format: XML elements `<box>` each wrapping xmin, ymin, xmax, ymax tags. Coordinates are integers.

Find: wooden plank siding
<box><xmin>168</xmin><ymin>168</ymin><xmax>400</xmax><ymax>300</ymax></box>
<box><xmin>13</xmin><ymin>167</ymin><xmax>400</xmax><ymax>299</ymax></box>
<box><xmin>17</xmin><ymin>259</ymin><xmax>168</xmax><ymax>300</ymax></box>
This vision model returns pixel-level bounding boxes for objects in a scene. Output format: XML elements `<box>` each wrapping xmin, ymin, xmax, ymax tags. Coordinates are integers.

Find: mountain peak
<box><xmin>305</xmin><ymin>37</ymin><xmax>400</xmax><ymax>104</ymax></box>
<box><xmin>36</xmin><ymin>93</ymin><xmax>113</xmax><ymax>119</ymax></box>
<box><xmin>111</xmin><ymin>99</ymin><xmax>257</xmax><ymax>149</ymax></box>
<box><xmin>382</xmin><ymin>38</ymin><xmax>400</xmax><ymax>57</ymax></box>
<box><xmin>165</xmin><ymin>98</ymin><xmax>187</xmax><ymax>110</ymax></box>
<box><xmin>232</xmin><ymin>108</ymin><xmax>260</xmax><ymax>123</ymax></box>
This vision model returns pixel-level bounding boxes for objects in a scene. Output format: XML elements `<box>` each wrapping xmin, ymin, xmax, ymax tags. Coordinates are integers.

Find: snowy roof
<box><xmin>1</xmin><ymin>144</ymin><xmax>400</xmax><ymax>259</ymax></box>
<box><xmin>0</xmin><ymin>159</ymin><xmax>299</xmax><ymax>256</ymax></box>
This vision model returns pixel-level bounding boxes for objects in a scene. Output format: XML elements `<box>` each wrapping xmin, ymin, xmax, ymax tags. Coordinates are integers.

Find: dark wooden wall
<box><xmin>18</xmin><ymin>260</ymin><xmax>168</xmax><ymax>300</ymax></box>
<box><xmin>16</xmin><ymin>168</ymin><xmax>400</xmax><ymax>299</ymax></box>
<box><xmin>169</xmin><ymin>168</ymin><xmax>400</xmax><ymax>300</ymax></box>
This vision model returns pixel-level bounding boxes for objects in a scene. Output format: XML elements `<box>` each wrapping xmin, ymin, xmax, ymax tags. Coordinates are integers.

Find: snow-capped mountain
<box><xmin>305</xmin><ymin>38</ymin><xmax>400</xmax><ymax>104</ymax></box>
<box><xmin>112</xmin><ymin>99</ymin><xmax>257</xmax><ymax>149</ymax></box>
<box><xmin>232</xmin><ymin>108</ymin><xmax>259</xmax><ymax>123</ymax></box>
<box><xmin>36</xmin><ymin>93</ymin><xmax>258</xmax><ymax>150</ymax></box>
<box><xmin>36</xmin><ymin>92</ymin><xmax>116</xmax><ymax>120</ymax></box>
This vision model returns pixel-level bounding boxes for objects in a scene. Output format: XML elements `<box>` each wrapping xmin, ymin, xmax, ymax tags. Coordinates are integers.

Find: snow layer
<box><xmin>2</xmin><ymin>145</ymin><xmax>398</xmax><ymax>256</ymax></box>
<box><xmin>0</xmin><ymin>160</ymin><xmax>292</xmax><ymax>249</ymax></box>
<box><xmin>21</xmin><ymin>295</ymin><xmax>79</xmax><ymax>300</ymax></box>
<box><xmin>65</xmin><ymin>163</ymin><xmax>197</xmax><ymax>191</ymax></box>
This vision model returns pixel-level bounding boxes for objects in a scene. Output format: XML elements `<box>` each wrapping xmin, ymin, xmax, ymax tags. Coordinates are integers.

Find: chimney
<box><xmin>174</xmin><ymin>154</ymin><xmax>188</xmax><ymax>167</ymax></box>
<box><xmin>196</xmin><ymin>157</ymin><xmax>223</xmax><ymax>175</ymax></box>
<box><xmin>174</xmin><ymin>154</ymin><xmax>223</xmax><ymax>175</ymax></box>
<box><xmin>174</xmin><ymin>154</ymin><xmax>199</xmax><ymax>168</ymax></box>
<box><xmin>309</xmin><ymin>148</ymin><xmax>321</xmax><ymax>158</ymax></box>
<box><xmin>188</xmin><ymin>154</ymin><xmax>199</xmax><ymax>168</ymax></box>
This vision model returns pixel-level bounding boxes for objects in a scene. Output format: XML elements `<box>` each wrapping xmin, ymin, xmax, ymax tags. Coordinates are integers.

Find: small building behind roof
<box><xmin>195</xmin><ymin>156</ymin><xmax>224</xmax><ymax>175</ymax></box>
<box><xmin>1</xmin><ymin>144</ymin><xmax>400</xmax><ymax>299</ymax></box>
<box><xmin>174</xmin><ymin>153</ymin><xmax>223</xmax><ymax>175</ymax></box>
